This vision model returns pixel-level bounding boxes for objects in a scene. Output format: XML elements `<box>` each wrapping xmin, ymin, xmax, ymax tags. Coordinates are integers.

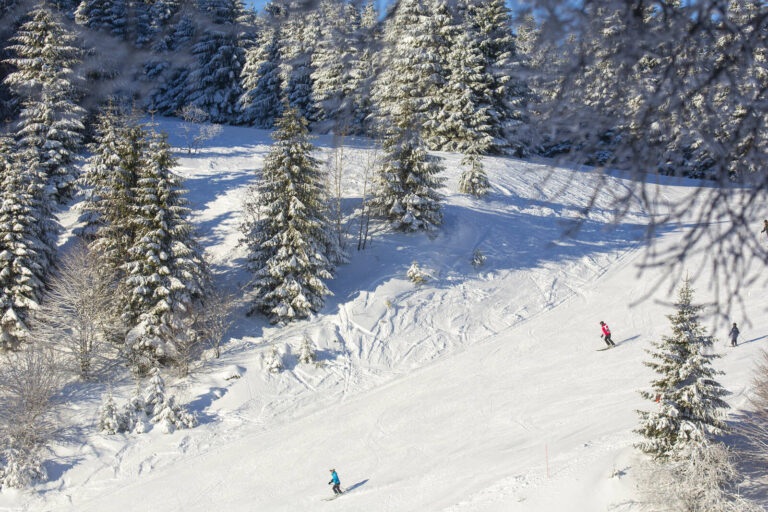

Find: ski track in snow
<box><xmin>7</xmin><ymin>119</ymin><xmax>767</xmax><ymax>512</ymax></box>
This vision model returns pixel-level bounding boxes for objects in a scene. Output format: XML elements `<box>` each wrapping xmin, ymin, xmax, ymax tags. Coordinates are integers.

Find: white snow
<box><xmin>4</xmin><ymin>119</ymin><xmax>766</xmax><ymax>511</ymax></box>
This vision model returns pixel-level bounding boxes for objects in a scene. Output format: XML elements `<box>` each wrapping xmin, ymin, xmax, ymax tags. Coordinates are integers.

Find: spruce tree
<box><xmin>86</xmin><ymin>118</ymin><xmax>147</xmax><ymax>271</ymax></box>
<box><xmin>121</xmin><ymin>128</ymin><xmax>207</xmax><ymax>369</ymax></box>
<box><xmin>372</xmin><ymin>0</ymin><xmax>444</xmax><ymax>138</ymax></box>
<box><xmin>184</xmin><ymin>0</ymin><xmax>247</xmax><ymax>123</ymax></box>
<box><xmin>4</xmin><ymin>6</ymin><xmax>85</xmax><ymax>201</ymax></box>
<box><xmin>237</xmin><ymin>23</ymin><xmax>282</xmax><ymax>127</ymax></box>
<box><xmin>310</xmin><ymin>0</ymin><xmax>358</xmax><ymax>134</ymax></box>
<box><xmin>636</xmin><ymin>278</ymin><xmax>730</xmax><ymax>460</ymax></box>
<box><xmin>241</xmin><ymin>106</ymin><xmax>334</xmax><ymax>323</ymax></box>
<box><xmin>0</xmin><ymin>139</ymin><xmax>57</xmax><ymax>349</ymax></box>
<box><xmin>372</xmin><ymin>107</ymin><xmax>444</xmax><ymax>231</ymax></box>
<box><xmin>278</xmin><ymin>8</ymin><xmax>318</xmax><ymax>121</ymax></box>
<box><xmin>466</xmin><ymin>0</ymin><xmax>530</xmax><ymax>155</ymax></box>
<box><xmin>429</xmin><ymin>12</ymin><xmax>494</xmax><ymax>154</ymax></box>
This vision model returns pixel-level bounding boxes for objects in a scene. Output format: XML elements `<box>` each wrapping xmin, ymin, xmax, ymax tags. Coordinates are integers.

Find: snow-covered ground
<box><xmin>2</xmin><ymin>120</ymin><xmax>766</xmax><ymax>512</ymax></box>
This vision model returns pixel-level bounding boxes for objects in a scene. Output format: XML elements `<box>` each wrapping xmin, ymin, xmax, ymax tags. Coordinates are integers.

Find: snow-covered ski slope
<box><xmin>6</xmin><ymin>120</ymin><xmax>768</xmax><ymax>512</ymax></box>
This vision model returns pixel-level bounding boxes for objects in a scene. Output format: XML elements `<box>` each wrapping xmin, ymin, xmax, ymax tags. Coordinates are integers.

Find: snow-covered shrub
<box><xmin>298</xmin><ymin>336</ymin><xmax>316</xmax><ymax>365</ymax></box>
<box><xmin>98</xmin><ymin>388</ymin><xmax>123</xmax><ymax>435</ymax></box>
<box><xmin>121</xmin><ymin>384</ymin><xmax>148</xmax><ymax>434</ymax></box>
<box><xmin>177</xmin><ymin>105</ymin><xmax>223</xmax><ymax>154</ymax></box>
<box><xmin>0</xmin><ymin>344</ymin><xmax>62</xmax><ymax>488</ymax></box>
<box><xmin>0</xmin><ymin>445</ymin><xmax>47</xmax><ymax>489</ymax></box>
<box><xmin>143</xmin><ymin>370</ymin><xmax>196</xmax><ymax>434</ymax></box>
<box><xmin>637</xmin><ymin>442</ymin><xmax>760</xmax><ymax>512</ymax></box>
<box><xmin>407</xmin><ymin>262</ymin><xmax>430</xmax><ymax>285</ymax></box>
<box><xmin>265</xmin><ymin>345</ymin><xmax>283</xmax><ymax>374</ymax></box>
<box><xmin>471</xmin><ymin>249</ymin><xmax>486</xmax><ymax>269</ymax></box>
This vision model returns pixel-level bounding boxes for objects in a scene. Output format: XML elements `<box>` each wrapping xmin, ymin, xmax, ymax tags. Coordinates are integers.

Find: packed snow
<box><xmin>2</xmin><ymin>119</ymin><xmax>766</xmax><ymax>511</ymax></box>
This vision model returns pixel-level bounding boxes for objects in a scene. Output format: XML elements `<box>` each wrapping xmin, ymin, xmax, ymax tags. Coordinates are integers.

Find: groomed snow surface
<box><xmin>2</xmin><ymin>120</ymin><xmax>766</xmax><ymax>512</ymax></box>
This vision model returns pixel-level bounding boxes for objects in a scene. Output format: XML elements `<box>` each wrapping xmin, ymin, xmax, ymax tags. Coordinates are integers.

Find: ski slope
<box><xmin>2</xmin><ymin>120</ymin><xmax>766</xmax><ymax>512</ymax></box>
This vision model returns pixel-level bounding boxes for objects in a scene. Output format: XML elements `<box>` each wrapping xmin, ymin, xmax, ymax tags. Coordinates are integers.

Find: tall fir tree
<box><xmin>0</xmin><ymin>138</ymin><xmax>57</xmax><ymax>349</ymax></box>
<box><xmin>184</xmin><ymin>0</ymin><xmax>247</xmax><ymax>123</ymax></box>
<box><xmin>121</xmin><ymin>127</ymin><xmax>208</xmax><ymax>369</ymax></box>
<box><xmin>85</xmin><ymin>117</ymin><xmax>147</xmax><ymax>271</ymax></box>
<box><xmin>636</xmin><ymin>278</ymin><xmax>730</xmax><ymax>460</ymax></box>
<box><xmin>278</xmin><ymin>5</ymin><xmax>318</xmax><ymax>122</ymax></box>
<box><xmin>372</xmin><ymin>106</ymin><xmax>445</xmax><ymax>231</ymax></box>
<box><xmin>466</xmin><ymin>0</ymin><xmax>530</xmax><ymax>155</ymax></box>
<box><xmin>4</xmin><ymin>6</ymin><xmax>85</xmax><ymax>201</ymax></box>
<box><xmin>75</xmin><ymin>0</ymin><xmax>127</xmax><ymax>38</ymax></box>
<box><xmin>240</xmin><ymin>106</ymin><xmax>334</xmax><ymax>323</ymax></box>
<box><xmin>237</xmin><ymin>21</ymin><xmax>282</xmax><ymax>127</ymax></box>
<box><xmin>372</xmin><ymin>0</ymin><xmax>444</xmax><ymax>139</ymax></box>
<box><xmin>347</xmin><ymin>0</ymin><xmax>380</xmax><ymax>135</ymax></box>
<box><xmin>310</xmin><ymin>0</ymin><xmax>358</xmax><ymax>134</ymax></box>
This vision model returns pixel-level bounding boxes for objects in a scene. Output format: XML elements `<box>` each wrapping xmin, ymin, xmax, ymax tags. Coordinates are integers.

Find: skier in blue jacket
<box><xmin>329</xmin><ymin>469</ymin><xmax>342</xmax><ymax>495</ymax></box>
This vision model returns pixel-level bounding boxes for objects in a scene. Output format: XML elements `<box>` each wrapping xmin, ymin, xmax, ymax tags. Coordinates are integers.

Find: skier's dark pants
<box><xmin>332</xmin><ymin>483</ymin><xmax>342</xmax><ymax>494</ymax></box>
<box><xmin>731</xmin><ymin>337</ymin><xmax>738</xmax><ymax>347</ymax></box>
<box><xmin>604</xmin><ymin>334</ymin><xmax>615</xmax><ymax>347</ymax></box>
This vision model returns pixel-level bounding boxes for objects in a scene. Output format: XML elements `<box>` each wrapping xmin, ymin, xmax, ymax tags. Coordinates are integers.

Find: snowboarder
<box><xmin>729</xmin><ymin>322</ymin><xmax>740</xmax><ymax>347</ymax></box>
<box><xmin>600</xmin><ymin>321</ymin><xmax>615</xmax><ymax>347</ymax></box>
<box><xmin>329</xmin><ymin>469</ymin><xmax>342</xmax><ymax>495</ymax></box>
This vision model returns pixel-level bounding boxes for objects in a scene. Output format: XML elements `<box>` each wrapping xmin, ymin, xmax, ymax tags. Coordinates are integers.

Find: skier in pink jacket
<box><xmin>600</xmin><ymin>321</ymin><xmax>615</xmax><ymax>348</ymax></box>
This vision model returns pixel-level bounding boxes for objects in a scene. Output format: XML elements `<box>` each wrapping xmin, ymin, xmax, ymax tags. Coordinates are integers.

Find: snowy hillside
<box><xmin>3</xmin><ymin>120</ymin><xmax>766</xmax><ymax>512</ymax></box>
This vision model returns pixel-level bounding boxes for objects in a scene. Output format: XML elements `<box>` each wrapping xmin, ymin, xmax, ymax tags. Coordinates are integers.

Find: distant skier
<box><xmin>329</xmin><ymin>469</ymin><xmax>342</xmax><ymax>495</ymax></box>
<box><xmin>729</xmin><ymin>322</ymin><xmax>740</xmax><ymax>347</ymax></box>
<box><xmin>762</xmin><ymin>220</ymin><xmax>768</xmax><ymax>241</ymax></box>
<box><xmin>600</xmin><ymin>321</ymin><xmax>615</xmax><ymax>347</ymax></box>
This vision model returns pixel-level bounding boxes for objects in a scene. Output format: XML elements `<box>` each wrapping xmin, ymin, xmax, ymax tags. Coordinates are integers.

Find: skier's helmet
<box><xmin>600</xmin><ymin>321</ymin><xmax>604</xmax><ymax>325</ymax></box>
<box><xmin>330</xmin><ymin>469</ymin><xmax>335</xmax><ymax>472</ymax></box>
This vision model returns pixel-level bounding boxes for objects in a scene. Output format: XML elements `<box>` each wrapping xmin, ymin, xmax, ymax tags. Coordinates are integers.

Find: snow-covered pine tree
<box><xmin>184</xmin><ymin>0</ymin><xmax>247</xmax><ymax>123</ymax></box>
<box><xmin>636</xmin><ymin>278</ymin><xmax>730</xmax><ymax>460</ymax></box>
<box><xmin>143</xmin><ymin>369</ymin><xmax>197</xmax><ymax>433</ymax></box>
<box><xmin>429</xmin><ymin>7</ymin><xmax>494</xmax><ymax>154</ymax></box>
<box><xmin>4</xmin><ymin>5</ymin><xmax>86</xmax><ymax>201</ymax></box>
<box><xmin>240</xmin><ymin>106</ymin><xmax>334</xmax><ymax>323</ymax></box>
<box><xmin>0</xmin><ymin>445</ymin><xmax>46</xmax><ymax>489</ymax></box>
<box><xmin>85</xmin><ymin>117</ymin><xmax>147</xmax><ymax>271</ymax></box>
<box><xmin>121</xmin><ymin>128</ymin><xmax>207</xmax><ymax>371</ymax></box>
<box><xmin>347</xmin><ymin>0</ymin><xmax>379</xmax><ymax>135</ymax></box>
<box><xmin>237</xmin><ymin>21</ymin><xmax>282</xmax><ymax>127</ymax></box>
<box><xmin>265</xmin><ymin>344</ymin><xmax>283</xmax><ymax>373</ymax></box>
<box><xmin>98</xmin><ymin>387</ymin><xmax>123</xmax><ymax>434</ymax></box>
<box><xmin>278</xmin><ymin>5</ymin><xmax>318</xmax><ymax>122</ymax></box>
<box><xmin>371</xmin><ymin>106</ymin><xmax>444</xmax><ymax>232</ymax></box>
<box><xmin>372</xmin><ymin>0</ymin><xmax>444</xmax><ymax>140</ymax></box>
<box><xmin>466</xmin><ymin>0</ymin><xmax>530</xmax><ymax>155</ymax></box>
<box><xmin>298</xmin><ymin>335</ymin><xmax>316</xmax><ymax>364</ymax></box>
<box><xmin>77</xmin><ymin>105</ymin><xmax>126</xmax><ymax>239</ymax></box>
<box><xmin>75</xmin><ymin>0</ymin><xmax>127</xmax><ymax>38</ymax></box>
<box><xmin>0</xmin><ymin>139</ymin><xmax>57</xmax><ymax>349</ymax></box>
<box><xmin>458</xmin><ymin>154</ymin><xmax>490</xmax><ymax>198</ymax></box>
<box><xmin>310</xmin><ymin>0</ymin><xmax>358</xmax><ymax>134</ymax></box>
<box><xmin>121</xmin><ymin>383</ymin><xmax>148</xmax><ymax>433</ymax></box>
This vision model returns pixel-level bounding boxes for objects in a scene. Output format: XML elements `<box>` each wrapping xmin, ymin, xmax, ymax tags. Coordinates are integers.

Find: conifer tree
<box><xmin>348</xmin><ymin>0</ymin><xmax>379</xmax><ymax>135</ymax></box>
<box><xmin>466</xmin><ymin>0</ymin><xmax>530</xmax><ymax>154</ymax></box>
<box><xmin>310</xmin><ymin>0</ymin><xmax>358</xmax><ymax>133</ymax></box>
<box><xmin>429</xmin><ymin>15</ymin><xmax>494</xmax><ymax>154</ymax></box>
<box><xmin>278</xmin><ymin>8</ymin><xmax>318</xmax><ymax>121</ymax></box>
<box><xmin>75</xmin><ymin>0</ymin><xmax>127</xmax><ymax>38</ymax></box>
<box><xmin>238</xmin><ymin>23</ymin><xmax>282</xmax><ymax>127</ymax></box>
<box><xmin>0</xmin><ymin>139</ymin><xmax>57</xmax><ymax>349</ymax></box>
<box><xmin>184</xmin><ymin>0</ymin><xmax>247</xmax><ymax>123</ymax></box>
<box><xmin>4</xmin><ymin>6</ymin><xmax>85</xmax><ymax>201</ymax></box>
<box><xmin>372</xmin><ymin>107</ymin><xmax>444</xmax><ymax>231</ymax></box>
<box><xmin>98</xmin><ymin>388</ymin><xmax>123</xmax><ymax>434</ymax></box>
<box><xmin>372</xmin><ymin>0</ymin><xmax>444</xmax><ymax>137</ymax></box>
<box><xmin>85</xmin><ymin>117</ymin><xmax>147</xmax><ymax>271</ymax></box>
<box><xmin>121</xmin><ymin>128</ymin><xmax>208</xmax><ymax>369</ymax></box>
<box><xmin>636</xmin><ymin>278</ymin><xmax>730</xmax><ymax>460</ymax></box>
<box><xmin>241</xmin><ymin>106</ymin><xmax>334</xmax><ymax>323</ymax></box>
